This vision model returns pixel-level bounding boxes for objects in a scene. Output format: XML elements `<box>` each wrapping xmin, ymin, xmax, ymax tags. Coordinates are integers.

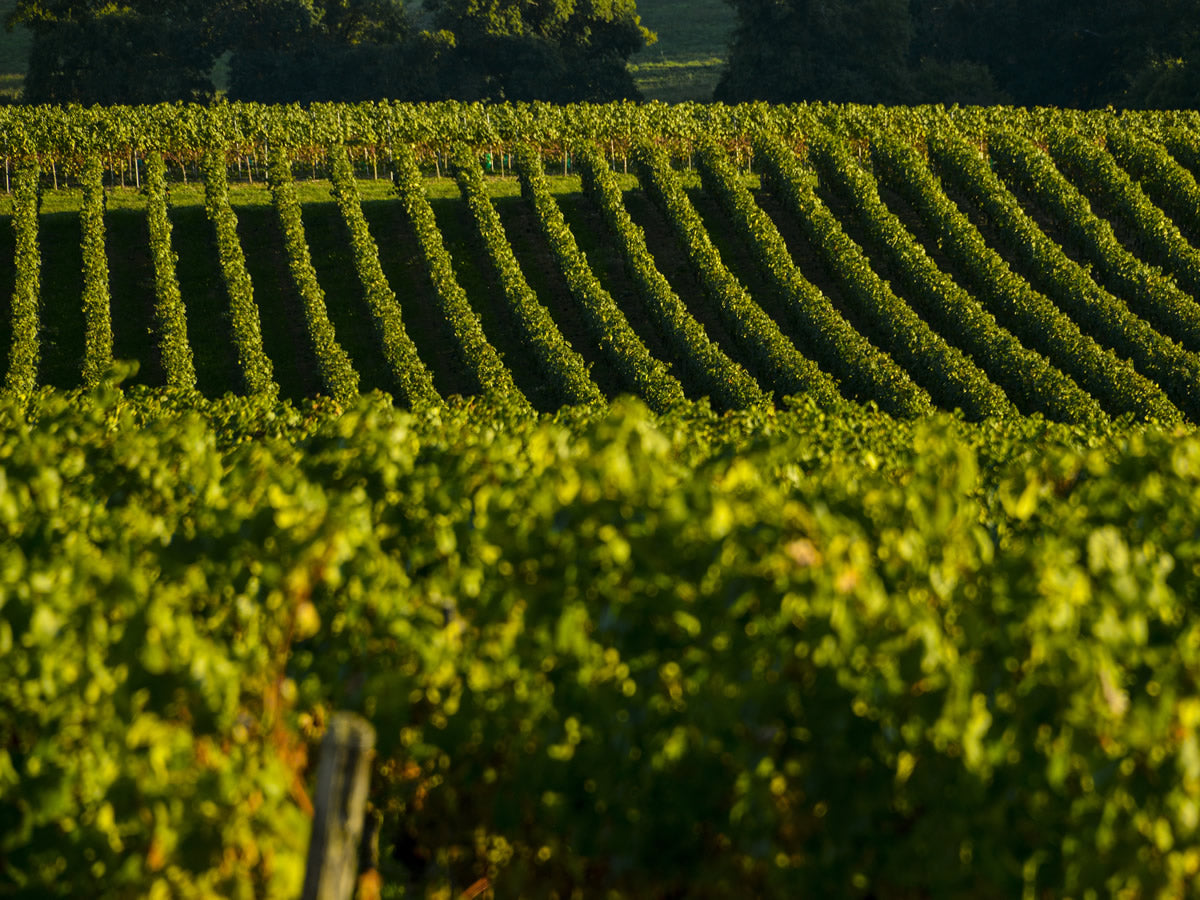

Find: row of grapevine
<box><xmin>514</xmin><ymin>144</ymin><xmax>686</xmax><ymax>414</ymax></box>
<box><xmin>79</xmin><ymin>157</ymin><xmax>113</xmax><ymax>389</ymax></box>
<box><xmin>1040</xmin><ymin>127</ymin><xmax>1200</xmax><ymax>352</ymax></box>
<box><xmin>145</xmin><ymin>153</ymin><xmax>197</xmax><ymax>390</ymax></box>
<box><xmin>1107</xmin><ymin>126</ymin><xmax>1200</xmax><ymax>264</ymax></box>
<box><xmin>806</xmin><ymin>129</ymin><xmax>1104</xmax><ymax>424</ymax></box>
<box><xmin>390</xmin><ymin>142</ymin><xmax>529</xmax><ymax>408</ymax></box>
<box><xmin>451</xmin><ymin>145</ymin><xmax>604</xmax><ymax>407</ymax></box>
<box><xmin>976</xmin><ymin>129</ymin><xmax>1200</xmax><ymax>421</ymax></box>
<box><xmin>1032</xmin><ymin>128</ymin><xmax>1200</xmax><ymax>355</ymax></box>
<box><xmin>5</xmin><ymin>163</ymin><xmax>39</xmax><ymax>396</ymax></box>
<box><xmin>267</xmin><ymin>147</ymin><xmax>360</xmax><ymax>406</ymax></box>
<box><xmin>1160</xmin><ymin>126</ymin><xmax>1200</xmax><ymax>206</ymax></box>
<box><xmin>630</xmin><ymin>141</ymin><xmax>843</xmax><ymax>407</ymax></box>
<box><xmin>7</xmin><ymin>100</ymin><xmax>1200</xmax><ymax>191</ymax></box>
<box><xmin>200</xmin><ymin>151</ymin><xmax>278</xmax><ymax>396</ymax></box>
<box><xmin>702</xmin><ymin>137</ymin><xmax>931</xmax><ymax>418</ymax></box>
<box><xmin>574</xmin><ymin>143</ymin><xmax>767</xmax><ymax>412</ymax></box>
<box><xmin>904</xmin><ymin>129</ymin><xmax>1181</xmax><ymax>422</ymax></box>
<box><xmin>0</xmin><ymin>100</ymin><xmax>811</xmax><ymax>163</ymax></box>
<box><xmin>770</xmin><ymin>126</ymin><xmax>1012</xmax><ymax>419</ymax></box>
<box><xmin>327</xmin><ymin>143</ymin><xmax>441</xmax><ymax>408</ymax></box>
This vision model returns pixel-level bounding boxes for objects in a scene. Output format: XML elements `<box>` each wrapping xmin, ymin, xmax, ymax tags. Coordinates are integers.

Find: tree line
<box><xmin>5</xmin><ymin>0</ymin><xmax>651</xmax><ymax>105</ymax></box>
<box><xmin>7</xmin><ymin>0</ymin><xmax>1200</xmax><ymax>108</ymax></box>
<box><xmin>718</xmin><ymin>0</ymin><xmax>1200</xmax><ymax>109</ymax></box>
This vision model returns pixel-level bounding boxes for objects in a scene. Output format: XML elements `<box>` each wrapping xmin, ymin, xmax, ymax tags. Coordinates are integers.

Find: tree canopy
<box><xmin>424</xmin><ymin>0</ymin><xmax>651</xmax><ymax>100</ymax></box>
<box><xmin>6</xmin><ymin>0</ymin><xmax>652</xmax><ymax>104</ymax></box>
<box><xmin>717</xmin><ymin>0</ymin><xmax>1200</xmax><ymax>109</ymax></box>
<box><xmin>9</xmin><ymin>0</ymin><xmax>1200</xmax><ymax>106</ymax></box>
<box><xmin>9</xmin><ymin>1</ymin><xmax>219</xmax><ymax>104</ymax></box>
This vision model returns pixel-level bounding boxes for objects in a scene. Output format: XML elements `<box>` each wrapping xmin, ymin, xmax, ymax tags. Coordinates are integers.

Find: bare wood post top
<box><xmin>301</xmin><ymin>712</ymin><xmax>376</xmax><ymax>900</ymax></box>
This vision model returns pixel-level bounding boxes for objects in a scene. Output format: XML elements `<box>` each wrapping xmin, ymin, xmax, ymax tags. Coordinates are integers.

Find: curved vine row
<box><xmin>981</xmin><ymin>128</ymin><xmax>1200</xmax><ymax>422</ymax></box>
<box><xmin>452</xmin><ymin>145</ymin><xmax>603</xmax><ymax>408</ymax></box>
<box><xmin>575</xmin><ymin>142</ymin><xmax>766</xmax><ymax>411</ymax></box>
<box><xmin>515</xmin><ymin>144</ymin><xmax>686</xmax><ymax>413</ymax></box>
<box><xmin>878</xmin><ymin>128</ymin><xmax>1176</xmax><ymax>423</ymax></box>
<box><xmin>631</xmin><ymin>141</ymin><xmax>843</xmax><ymax>408</ymax></box>
<box><xmin>267</xmin><ymin>146</ymin><xmax>360</xmax><ymax>405</ymax></box>
<box><xmin>710</xmin><ymin>136</ymin><xmax>932</xmax><ymax>418</ymax></box>
<box><xmin>830</xmin><ymin>130</ymin><xmax>1103</xmax><ymax>424</ymax></box>
<box><xmin>145</xmin><ymin>152</ymin><xmax>197</xmax><ymax>390</ymax></box>
<box><xmin>5</xmin><ymin>161</ymin><xmax>40</xmax><ymax>397</ymax></box>
<box><xmin>327</xmin><ymin>143</ymin><xmax>440</xmax><ymax>408</ymax></box>
<box><xmin>390</xmin><ymin>142</ymin><xmax>529</xmax><ymax>410</ymax></box>
<box><xmin>1042</xmin><ymin>126</ymin><xmax>1200</xmax><ymax>353</ymax></box>
<box><xmin>776</xmin><ymin>126</ymin><xmax>1012</xmax><ymax>419</ymax></box>
<box><xmin>79</xmin><ymin>157</ymin><xmax>113</xmax><ymax>389</ymax></box>
<box><xmin>200</xmin><ymin>150</ymin><xmax>277</xmax><ymax>396</ymax></box>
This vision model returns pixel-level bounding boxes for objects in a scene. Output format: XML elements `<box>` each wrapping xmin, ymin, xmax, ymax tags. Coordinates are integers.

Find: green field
<box><xmin>630</xmin><ymin>0</ymin><xmax>737</xmax><ymax>101</ymax></box>
<box><xmin>5</xmin><ymin>101</ymin><xmax>1200</xmax><ymax>898</ymax></box>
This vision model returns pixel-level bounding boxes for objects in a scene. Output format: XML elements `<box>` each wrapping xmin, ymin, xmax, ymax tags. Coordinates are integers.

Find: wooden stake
<box><xmin>301</xmin><ymin>713</ymin><xmax>376</xmax><ymax>900</ymax></box>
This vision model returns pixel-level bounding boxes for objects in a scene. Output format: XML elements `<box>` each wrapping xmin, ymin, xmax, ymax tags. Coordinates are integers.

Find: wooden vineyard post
<box><xmin>301</xmin><ymin>713</ymin><xmax>376</xmax><ymax>900</ymax></box>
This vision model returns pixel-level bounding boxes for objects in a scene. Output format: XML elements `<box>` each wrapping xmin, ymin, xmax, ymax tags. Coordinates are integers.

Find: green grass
<box><xmin>631</xmin><ymin>0</ymin><xmax>737</xmax><ymax>102</ymax></box>
<box><xmin>0</xmin><ymin>0</ymin><xmax>30</xmax><ymax>102</ymax></box>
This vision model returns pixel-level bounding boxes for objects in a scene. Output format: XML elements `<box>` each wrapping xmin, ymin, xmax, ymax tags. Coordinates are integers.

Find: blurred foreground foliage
<box><xmin>2</xmin><ymin>376</ymin><xmax>1199</xmax><ymax>897</ymax></box>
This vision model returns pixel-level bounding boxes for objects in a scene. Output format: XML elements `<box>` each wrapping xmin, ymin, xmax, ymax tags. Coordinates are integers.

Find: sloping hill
<box><xmin>630</xmin><ymin>0</ymin><xmax>736</xmax><ymax>102</ymax></box>
<box><xmin>0</xmin><ymin>0</ymin><xmax>30</xmax><ymax>102</ymax></box>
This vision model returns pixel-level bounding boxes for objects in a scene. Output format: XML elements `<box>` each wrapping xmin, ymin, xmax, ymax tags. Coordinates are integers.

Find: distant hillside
<box><xmin>0</xmin><ymin>0</ymin><xmax>30</xmax><ymax>102</ymax></box>
<box><xmin>630</xmin><ymin>0</ymin><xmax>736</xmax><ymax>102</ymax></box>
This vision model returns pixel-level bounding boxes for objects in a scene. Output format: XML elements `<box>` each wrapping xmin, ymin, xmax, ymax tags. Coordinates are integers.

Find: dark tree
<box><xmin>912</xmin><ymin>0</ymin><xmax>1200</xmax><ymax>108</ymax></box>
<box><xmin>424</xmin><ymin>0</ymin><xmax>653</xmax><ymax>101</ymax></box>
<box><xmin>9</xmin><ymin>1</ymin><xmax>219</xmax><ymax>104</ymax></box>
<box><xmin>716</xmin><ymin>0</ymin><xmax>918</xmax><ymax>104</ymax></box>
<box><xmin>219</xmin><ymin>0</ymin><xmax>427</xmax><ymax>102</ymax></box>
<box><xmin>916</xmin><ymin>0</ymin><xmax>1164</xmax><ymax>108</ymax></box>
<box><xmin>7</xmin><ymin>0</ymin><xmax>652</xmax><ymax>104</ymax></box>
<box><xmin>717</xmin><ymin>0</ymin><xmax>1200</xmax><ymax>108</ymax></box>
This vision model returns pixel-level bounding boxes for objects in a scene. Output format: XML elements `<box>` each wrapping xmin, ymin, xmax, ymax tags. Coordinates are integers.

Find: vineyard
<box><xmin>4</xmin><ymin>102</ymin><xmax>1200</xmax><ymax>419</ymax></box>
<box><xmin>3</xmin><ymin>101</ymin><xmax>1200</xmax><ymax>898</ymax></box>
